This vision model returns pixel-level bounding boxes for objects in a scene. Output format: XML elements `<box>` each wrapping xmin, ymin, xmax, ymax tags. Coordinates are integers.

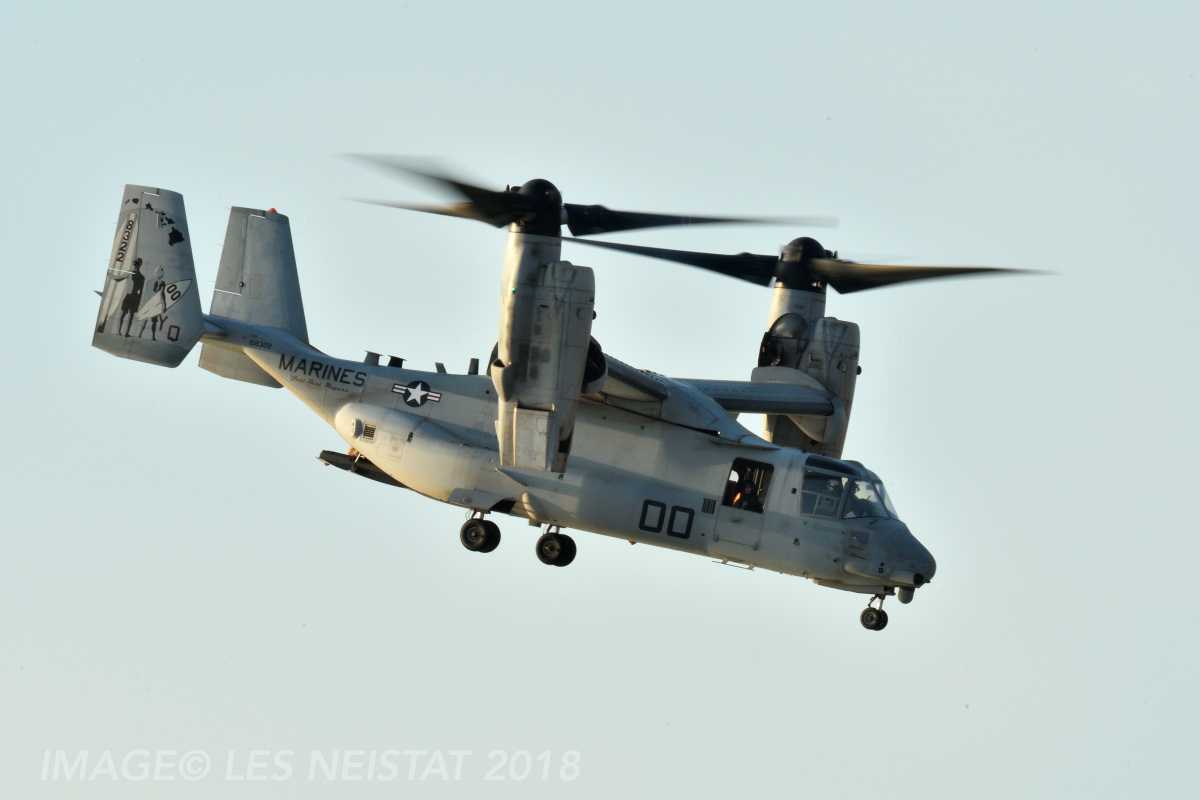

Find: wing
<box><xmin>676</xmin><ymin>379</ymin><xmax>834</xmax><ymax>416</ymax></box>
<box><xmin>601</xmin><ymin>356</ymin><xmax>670</xmax><ymax>401</ymax></box>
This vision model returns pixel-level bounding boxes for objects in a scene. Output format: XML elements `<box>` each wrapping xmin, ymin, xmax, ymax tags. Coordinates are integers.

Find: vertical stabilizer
<box><xmin>93</xmin><ymin>186</ymin><xmax>204</xmax><ymax>367</ymax></box>
<box><xmin>199</xmin><ymin>207</ymin><xmax>307</xmax><ymax>386</ymax></box>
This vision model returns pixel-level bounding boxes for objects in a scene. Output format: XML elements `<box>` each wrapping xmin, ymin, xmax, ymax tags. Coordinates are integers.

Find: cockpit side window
<box><xmin>842</xmin><ymin>480</ymin><xmax>891</xmax><ymax>519</ymax></box>
<box><xmin>876</xmin><ymin>482</ymin><xmax>899</xmax><ymax>519</ymax></box>
<box><xmin>800</xmin><ymin>471</ymin><xmax>848</xmax><ymax>518</ymax></box>
<box><xmin>721</xmin><ymin>458</ymin><xmax>774</xmax><ymax>514</ymax></box>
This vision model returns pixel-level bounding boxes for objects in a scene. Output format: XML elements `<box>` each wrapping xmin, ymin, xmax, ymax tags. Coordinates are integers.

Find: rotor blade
<box><xmin>353</xmin><ymin>156</ymin><xmax>835</xmax><ymax>235</ymax></box>
<box><xmin>351</xmin><ymin>155</ymin><xmax>507</xmax><ymax>205</ymax></box>
<box><xmin>810</xmin><ymin>259</ymin><xmax>1029</xmax><ymax>294</ymax></box>
<box><xmin>350</xmin><ymin>155</ymin><xmax>539</xmax><ymax>227</ymax></box>
<box><xmin>566</xmin><ymin>238</ymin><xmax>779</xmax><ymax>286</ymax></box>
<box><xmin>352</xmin><ymin>199</ymin><xmax>516</xmax><ymax>228</ymax></box>
<box><xmin>565</xmin><ymin>204</ymin><xmax>836</xmax><ymax>237</ymax></box>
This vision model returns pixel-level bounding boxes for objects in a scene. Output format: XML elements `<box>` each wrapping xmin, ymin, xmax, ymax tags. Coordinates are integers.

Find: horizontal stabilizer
<box><xmin>198</xmin><ymin>346</ymin><xmax>281</xmax><ymax>388</ymax></box>
<box><xmin>678</xmin><ymin>379</ymin><xmax>834</xmax><ymax>416</ymax></box>
<box><xmin>318</xmin><ymin>450</ymin><xmax>405</xmax><ymax>488</ymax></box>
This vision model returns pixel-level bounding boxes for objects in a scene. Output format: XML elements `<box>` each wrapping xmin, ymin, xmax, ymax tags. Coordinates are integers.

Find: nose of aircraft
<box><xmin>913</xmin><ymin>540</ymin><xmax>936</xmax><ymax>585</ymax></box>
<box><xmin>897</xmin><ymin>526</ymin><xmax>937</xmax><ymax>586</ymax></box>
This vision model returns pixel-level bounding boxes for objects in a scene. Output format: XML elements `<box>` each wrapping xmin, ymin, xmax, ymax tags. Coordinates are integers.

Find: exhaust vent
<box><xmin>362</xmin><ymin>424</ymin><xmax>377</xmax><ymax>441</ymax></box>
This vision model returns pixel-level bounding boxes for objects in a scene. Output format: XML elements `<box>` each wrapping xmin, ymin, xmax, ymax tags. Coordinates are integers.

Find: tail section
<box><xmin>93</xmin><ymin>186</ymin><xmax>204</xmax><ymax>367</ymax></box>
<box><xmin>198</xmin><ymin>207</ymin><xmax>308</xmax><ymax>387</ymax></box>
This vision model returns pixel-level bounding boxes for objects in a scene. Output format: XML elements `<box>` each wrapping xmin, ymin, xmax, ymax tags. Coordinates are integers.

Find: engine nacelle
<box><xmin>491</xmin><ymin>231</ymin><xmax>597</xmax><ymax>472</ymax></box>
<box><xmin>757</xmin><ymin>288</ymin><xmax>860</xmax><ymax>459</ymax></box>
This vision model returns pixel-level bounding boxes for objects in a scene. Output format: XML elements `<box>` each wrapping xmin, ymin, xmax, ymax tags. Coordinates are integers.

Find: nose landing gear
<box><xmin>860</xmin><ymin>595</ymin><xmax>889</xmax><ymax>631</ymax></box>
<box><xmin>460</xmin><ymin>515</ymin><xmax>501</xmax><ymax>553</ymax></box>
<box><xmin>536</xmin><ymin>527</ymin><xmax>576</xmax><ymax>567</ymax></box>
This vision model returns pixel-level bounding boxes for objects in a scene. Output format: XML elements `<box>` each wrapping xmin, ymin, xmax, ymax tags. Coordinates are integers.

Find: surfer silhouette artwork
<box><xmin>96</xmin><ymin>257</ymin><xmax>194</xmax><ymax>341</ymax></box>
<box><xmin>133</xmin><ymin>267</ymin><xmax>193</xmax><ymax>341</ymax></box>
<box><xmin>135</xmin><ymin>266</ymin><xmax>168</xmax><ymax>341</ymax></box>
<box><xmin>117</xmin><ymin>258</ymin><xmax>147</xmax><ymax>337</ymax></box>
<box><xmin>94</xmin><ymin>253</ymin><xmax>146</xmax><ymax>336</ymax></box>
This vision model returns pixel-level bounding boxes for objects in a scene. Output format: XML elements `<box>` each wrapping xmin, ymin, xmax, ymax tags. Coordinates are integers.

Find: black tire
<box><xmin>860</xmin><ymin>608</ymin><xmax>882</xmax><ymax>630</ymax></box>
<box><xmin>554</xmin><ymin>534</ymin><xmax>577</xmax><ymax>567</ymax></box>
<box><xmin>875</xmin><ymin>610</ymin><xmax>888</xmax><ymax>630</ymax></box>
<box><xmin>479</xmin><ymin>520</ymin><xmax>501</xmax><ymax>553</ymax></box>
<box><xmin>536</xmin><ymin>533</ymin><xmax>563</xmax><ymax>565</ymax></box>
<box><xmin>460</xmin><ymin>519</ymin><xmax>489</xmax><ymax>552</ymax></box>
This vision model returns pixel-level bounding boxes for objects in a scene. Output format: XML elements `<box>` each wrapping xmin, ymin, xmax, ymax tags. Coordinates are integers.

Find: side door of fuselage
<box><xmin>713</xmin><ymin>456</ymin><xmax>777</xmax><ymax>549</ymax></box>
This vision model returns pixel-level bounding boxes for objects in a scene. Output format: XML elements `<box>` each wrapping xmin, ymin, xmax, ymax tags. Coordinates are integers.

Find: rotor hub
<box><xmin>513</xmin><ymin>178</ymin><xmax>564</xmax><ymax>236</ymax></box>
<box><xmin>777</xmin><ymin>237</ymin><xmax>830</xmax><ymax>292</ymax></box>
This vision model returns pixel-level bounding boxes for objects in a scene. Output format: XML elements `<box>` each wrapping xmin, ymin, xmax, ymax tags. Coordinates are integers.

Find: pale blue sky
<box><xmin>1</xmin><ymin>2</ymin><xmax>1197</xmax><ymax>797</ymax></box>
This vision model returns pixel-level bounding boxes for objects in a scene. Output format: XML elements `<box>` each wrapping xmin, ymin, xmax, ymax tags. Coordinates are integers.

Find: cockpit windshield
<box><xmin>800</xmin><ymin>465</ymin><xmax>901</xmax><ymax>521</ymax></box>
<box><xmin>876</xmin><ymin>482</ymin><xmax>899</xmax><ymax>518</ymax></box>
<box><xmin>841</xmin><ymin>480</ymin><xmax>889</xmax><ymax>519</ymax></box>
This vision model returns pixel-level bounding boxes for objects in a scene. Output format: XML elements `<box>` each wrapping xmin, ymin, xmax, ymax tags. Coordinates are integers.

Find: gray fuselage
<box><xmin>204</xmin><ymin>316</ymin><xmax>937</xmax><ymax>597</ymax></box>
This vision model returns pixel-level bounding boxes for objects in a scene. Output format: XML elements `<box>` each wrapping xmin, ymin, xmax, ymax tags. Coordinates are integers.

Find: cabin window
<box><xmin>721</xmin><ymin>458</ymin><xmax>774</xmax><ymax>514</ymax></box>
<box><xmin>800</xmin><ymin>472</ymin><xmax>848</xmax><ymax>518</ymax></box>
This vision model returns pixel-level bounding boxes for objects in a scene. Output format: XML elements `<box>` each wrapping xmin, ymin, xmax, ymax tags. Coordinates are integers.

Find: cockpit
<box><xmin>799</xmin><ymin>455</ymin><xmax>900</xmax><ymax>520</ymax></box>
<box><xmin>794</xmin><ymin>455</ymin><xmax>937</xmax><ymax>610</ymax></box>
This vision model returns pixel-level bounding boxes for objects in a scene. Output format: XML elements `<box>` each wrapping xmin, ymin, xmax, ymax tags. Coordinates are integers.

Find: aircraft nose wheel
<box><xmin>860</xmin><ymin>596</ymin><xmax>889</xmax><ymax>631</ymax></box>
<box><xmin>460</xmin><ymin>518</ymin><xmax>501</xmax><ymax>553</ymax></box>
<box><xmin>536</xmin><ymin>530</ymin><xmax>576</xmax><ymax>567</ymax></box>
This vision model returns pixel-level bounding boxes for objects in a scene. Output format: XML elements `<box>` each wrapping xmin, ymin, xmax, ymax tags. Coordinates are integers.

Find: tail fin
<box><xmin>198</xmin><ymin>207</ymin><xmax>308</xmax><ymax>387</ymax></box>
<box><xmin>92</xmin><ymin>185</ymin><xmax>204</xmax><ymax>367</ymax></box>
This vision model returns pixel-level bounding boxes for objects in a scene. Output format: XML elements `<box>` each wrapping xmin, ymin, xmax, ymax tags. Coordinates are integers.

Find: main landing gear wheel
<box><xmin>536</xmin><ymin>531</ymin><xmax>576</xmax><ymax>567</ymax></box>
<box><xmin>460</xmin><ymin>519</ymin><xmax>501</xmax><ymax>553</ymax></box>
<box><xmin>479</xmin><ymin>520</ymin><xmax>501</xmax><ymax>552</ymax></box>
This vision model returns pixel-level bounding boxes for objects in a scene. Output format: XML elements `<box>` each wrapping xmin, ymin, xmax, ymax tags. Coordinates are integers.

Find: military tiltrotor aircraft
<box><xmin>93</xmin><ymin>163</ymin><xmax>1019</xmax><ymax>630</ymax></box>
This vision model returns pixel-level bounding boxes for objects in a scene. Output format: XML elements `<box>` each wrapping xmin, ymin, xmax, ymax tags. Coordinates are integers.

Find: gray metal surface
<box><xmin>200</xmin><ymin>207</ymin><xmax>308</xmax><ymax>386</ymax></box>
<box><xmin>92</xmin><ymin>185</ymin><xmax>203</xmax><ymax>367</ymax></box>
<box><xmin>209</xmin><ymin>207</ymin><xmax>308</xmax><ymax>340</ymax></box>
